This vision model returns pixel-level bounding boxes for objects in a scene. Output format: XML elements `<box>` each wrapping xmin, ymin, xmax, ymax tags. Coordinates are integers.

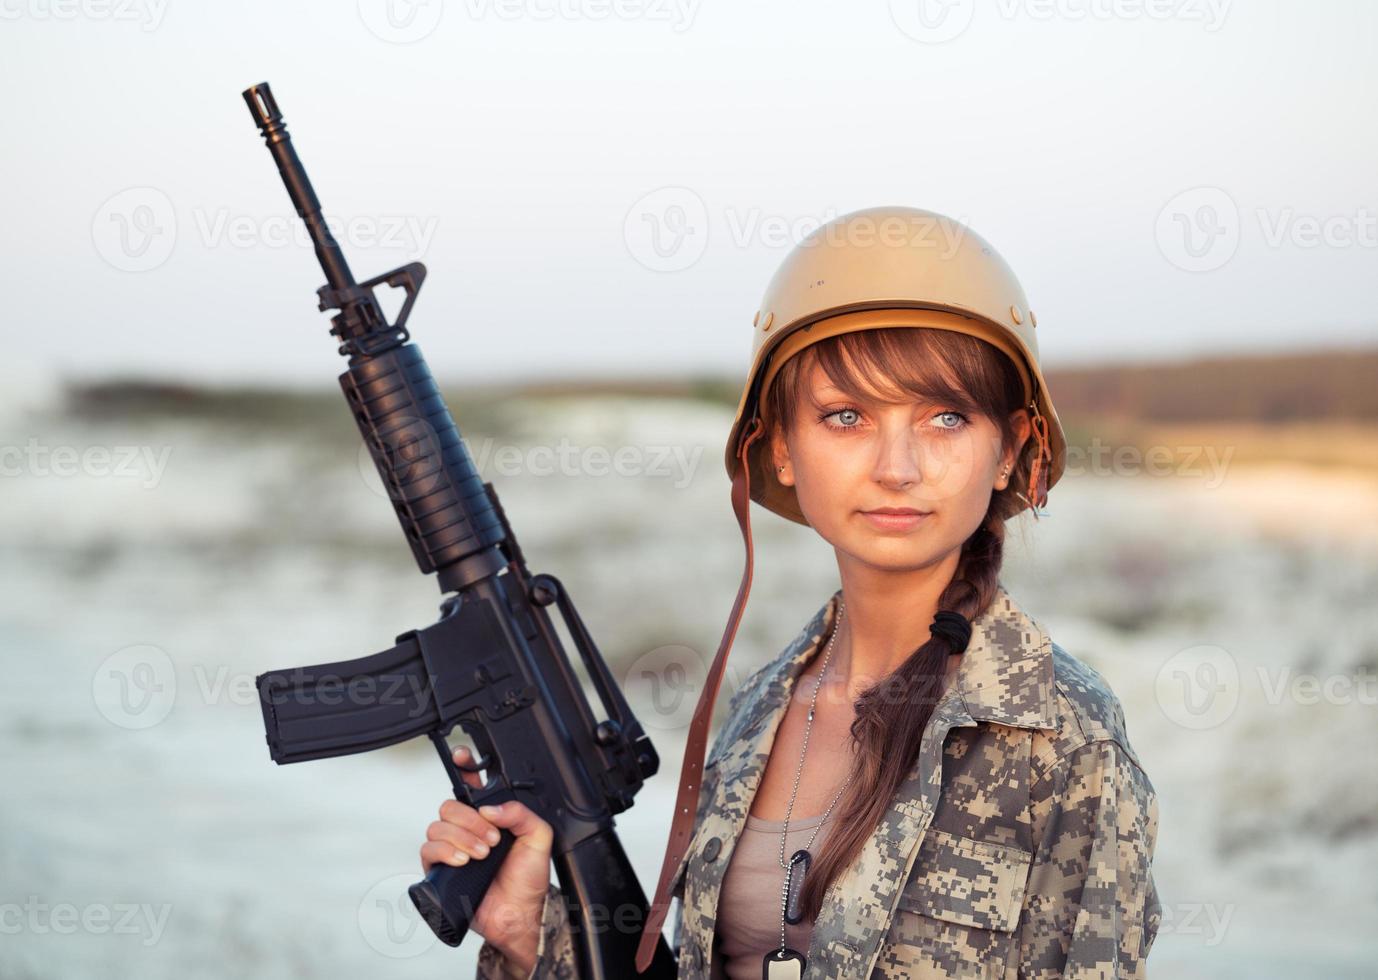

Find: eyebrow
<box><xmin>813</xmin><ymin>382</ymin><xmax>882</xmax><ymax>398</ymax></box>
<box><xmin>812</xmin><ymin>385</ymin><xmax>912</xmax><ymax>405</ymax></box>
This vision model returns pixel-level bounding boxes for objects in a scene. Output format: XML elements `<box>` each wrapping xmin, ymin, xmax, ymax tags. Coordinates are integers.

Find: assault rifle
<box><xmin>242</xmin><ymin>81</ymin><xmax>676</xmax><ymax>978</ymax></box>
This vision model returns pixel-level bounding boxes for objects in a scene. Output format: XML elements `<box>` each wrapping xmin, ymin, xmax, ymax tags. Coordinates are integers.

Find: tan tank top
<box><xmin>715</xmin><ymin>808</ymin><xmax>839</xmax><ymax>978</ymax></box>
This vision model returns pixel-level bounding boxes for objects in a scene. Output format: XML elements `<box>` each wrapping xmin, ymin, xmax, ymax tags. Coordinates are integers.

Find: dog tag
<box><xmin>763</xmin><ymin>947</ymin><xmax>805</xmax><ymax>980</ymax></box>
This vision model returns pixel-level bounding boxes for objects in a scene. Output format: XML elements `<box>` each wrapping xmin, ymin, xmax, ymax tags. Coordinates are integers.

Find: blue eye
<box><xmin>933</xmin><ymin>411</ymin><xmax>969</xmax><ymax>430</ymax></box>
<box><xmin>818</xmin><ymin>406</ymin><xmax>862</xmax><ymax>430</ymax></box>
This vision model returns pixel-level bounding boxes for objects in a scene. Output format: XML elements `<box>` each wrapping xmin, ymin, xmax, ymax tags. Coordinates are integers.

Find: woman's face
<box><xmin>769</xmin><ymin>357</ymin><xmax>1030</xmax><ymax>574</ymax></box>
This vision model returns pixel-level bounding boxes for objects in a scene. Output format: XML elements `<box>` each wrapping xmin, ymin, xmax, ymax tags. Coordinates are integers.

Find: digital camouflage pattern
<box><xmin>477</xmin><ymin>582</ymin><xmax>1161</xmax><ymax>978</ymax></box>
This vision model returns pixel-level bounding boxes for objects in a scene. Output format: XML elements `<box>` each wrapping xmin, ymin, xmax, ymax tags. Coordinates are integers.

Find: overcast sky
<box><xmin>4</xmin><ymin>0</ymin><xmax>1376</xmax><ymax>391</ymax></box>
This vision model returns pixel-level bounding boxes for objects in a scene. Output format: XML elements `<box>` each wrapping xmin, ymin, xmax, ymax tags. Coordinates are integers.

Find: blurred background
<box><xmin>3</xmin><ymin>1</ymin><xmax>1376</xmax><ymax>977</ymax></box>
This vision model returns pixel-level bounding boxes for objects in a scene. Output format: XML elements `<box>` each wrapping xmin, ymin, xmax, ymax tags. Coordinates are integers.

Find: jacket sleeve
<box><xmin>1017</xmin><ymin>739</ymin><xmax>1162</xmax><ymax>979</ymax></box>
<box><xmin>475</xmin><ymin>881</ymin><xmax>578</xmax><ymax>980</ymax></box>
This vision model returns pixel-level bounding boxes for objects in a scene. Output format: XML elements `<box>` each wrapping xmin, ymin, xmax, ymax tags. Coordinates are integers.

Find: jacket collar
<box><xmin>768</xmin><ymin>580</ymin><xmax>1058</xmax><ymax>733</ymax></box>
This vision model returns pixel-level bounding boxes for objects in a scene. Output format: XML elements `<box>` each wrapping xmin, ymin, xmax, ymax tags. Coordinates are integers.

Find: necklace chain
<box><xmin>775</xmin><ymin>597</ymin><xmax>852</xmax><ymax>957</ymax></box>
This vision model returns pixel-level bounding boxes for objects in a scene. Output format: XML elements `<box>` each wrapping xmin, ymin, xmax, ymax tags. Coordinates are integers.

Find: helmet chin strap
<box><xmin>635</xmin><ymin>413</ymin><xmax>765</xmax><ymax>972</ymax></box>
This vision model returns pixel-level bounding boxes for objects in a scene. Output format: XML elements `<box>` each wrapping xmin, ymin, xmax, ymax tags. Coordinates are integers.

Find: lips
<box><xmin>859</xmin><ymin>507</ymin><xmax>933</xmax><ymax>531</ymax></box>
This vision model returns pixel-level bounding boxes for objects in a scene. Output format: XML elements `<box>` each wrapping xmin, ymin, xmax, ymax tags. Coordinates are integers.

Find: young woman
<box><xmin>420</xmin><ymin>206</ymin><xmax>1162</xmax><ymax>979</ymax></box>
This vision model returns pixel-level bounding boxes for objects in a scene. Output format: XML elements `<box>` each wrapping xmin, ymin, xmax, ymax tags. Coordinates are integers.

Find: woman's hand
<box><xmin>419</xmin><ymin>745</ymin><xmax>554</xmax><ymax>972</ymax></box>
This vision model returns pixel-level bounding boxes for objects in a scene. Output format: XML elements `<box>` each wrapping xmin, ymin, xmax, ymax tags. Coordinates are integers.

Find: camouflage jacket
<box><xmin>477</xmin><ymin>582</ymin><xmax>1162</xmax><ymax>979</ymax></box>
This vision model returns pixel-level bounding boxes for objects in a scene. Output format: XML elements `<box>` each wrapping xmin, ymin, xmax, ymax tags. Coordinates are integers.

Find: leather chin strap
<box><xmin>635</xmin><ymin>414</ymin><xmax>765</xmax><ymax>972</ymax></box>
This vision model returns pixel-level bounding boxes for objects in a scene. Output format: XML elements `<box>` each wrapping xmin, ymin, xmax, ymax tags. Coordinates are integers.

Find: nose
<box><xmin>871</xmin><ymin>419</ymin><xmax>923</xmax><ymax>491</ymax></box>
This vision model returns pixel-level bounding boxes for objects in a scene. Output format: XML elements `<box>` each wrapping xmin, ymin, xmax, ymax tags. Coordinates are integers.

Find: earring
<box><xmin>777</xmin><ymin>465</ymin><xmax>785</xmax><ymax>472</ymax></box>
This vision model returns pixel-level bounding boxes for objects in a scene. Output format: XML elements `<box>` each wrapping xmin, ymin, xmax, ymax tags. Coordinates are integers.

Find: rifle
<box><xmin>241</xmin><ymin>81</ymin><xmax>677</xmax><ymax>978</ymax></box>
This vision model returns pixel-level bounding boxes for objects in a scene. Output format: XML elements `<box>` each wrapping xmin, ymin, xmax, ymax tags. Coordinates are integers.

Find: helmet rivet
<box><xmin>752</xmin><ymin>310</ymin><xmax>760</xmax><ymax>328</ymax></box>
<box><xmin>1010</xmin><ymin>305</ymin><xmax>1023</xmax><ymax>325</ymax></box>
<box><xmin>1030</xmin><ymin>309</ymin><xmax>1038</xmax><ymax>328</ymax></box>
<box><xmin>762</xmin><ymin>311</ymin><xmax>774</xmax><ymax>331</ymax></box>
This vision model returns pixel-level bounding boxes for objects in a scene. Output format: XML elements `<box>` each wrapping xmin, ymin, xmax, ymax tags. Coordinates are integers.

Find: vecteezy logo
<box><xmin>623</xmin><ymin>644</ymin><xmax>708</xmax><ymax>731</ymax></box>
<box><xmin>1155</xmin><ymin>186</ymin><xmax>1240</xmax><ymax>272</ymax></box>
<box><xmin>623</xmin><ymin>186</ymin><xmax>710</xmax><ymax>272</ymax></box>
<box><xmin>1155</xmin><ymin>643</ymin><xmax>1240</xmax><ymax>730</ymax></box>
<box><xmin>358</xmin><ymin>873</ymin><xmax>438</xmax><ymax>958</ymax></box>
<box><xmin>92</xmin><ymin>188</ymin><xmax>177</xmax><ymax>272</ymax></box>
<box><xmin>889</xmin><ymin>0</ymin><xmax>976</xmax><ymax>44</ymax></box>
<box><xmin>357</xmin><ymin>0</ymin><xmax>444</xmax><ymax>43</ymax></box>
<box><xmin>93</xmin><ymin>644</ymin><xmax>177</xmax><ymax>729</ymax></box>
<box><xmin>356</xmin><ymin>414</ymin><xmax>449</xmax><ymax>501</ymax></box>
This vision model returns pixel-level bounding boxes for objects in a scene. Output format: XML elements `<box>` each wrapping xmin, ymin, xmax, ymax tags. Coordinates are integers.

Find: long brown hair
<box><xmin>762</xmin><ymin>326</ymin><xmax>1034</xmax><ymax>921</ymax></box>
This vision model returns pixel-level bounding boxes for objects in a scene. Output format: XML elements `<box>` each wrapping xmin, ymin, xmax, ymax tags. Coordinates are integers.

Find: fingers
<box><xmin>422</xmin><ymin>794</ymin><xmax>552</xmax><ymax>878</ymax></box>
<box><xmin>438</xmin><ymin>799</ymin><xmax>501</xmax><ymax>843</ymax></box>
<box><xmin>442</xmin><ymin>750</ymin><xmax>550</xmax><ymax>848</ymax></box>
<box><xmin>420</xmin><ymin>839</ymin><xmax>466</xmax><ymax>874</ymax></box>
<box><xmin>423</xmin><ymin>798</ymin><xmax>503</xmax><ymax>873</ymax></box>
<box><xmin>451</xmin><ymin>745</ymin><xmax>487</xmax><ymax>789</ymax></box>
<box><xmin>426</xmin><ymin>817</ymin><xmax>501</xmax><ymax>863</ymax></box>
<box><xmin>477</xmin><ymin>800</ymin><xmax>552</xmax><ymax>851</ymax></box>
<box><xmin>419</xmin><ymin>837</ymin><xmax>498</xmax><ymax>873</ymax></box>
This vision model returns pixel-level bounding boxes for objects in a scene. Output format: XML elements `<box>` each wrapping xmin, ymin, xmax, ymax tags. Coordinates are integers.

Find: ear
<box><xmin>998</xmin><ymin>408</ymin><xmax>1033</xmax><ymax>491</ymax></box>
<box><xmin>768</xmin><ymin>420</ymin><xmax>794</xmax><ymax>488</ymax></box>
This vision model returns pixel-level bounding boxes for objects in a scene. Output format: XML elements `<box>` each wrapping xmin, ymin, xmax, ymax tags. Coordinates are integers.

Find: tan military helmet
<box><xmin>723</xmin><ymin>204</ymin><xmax>1067</xmax><ymax>525</ymax></box>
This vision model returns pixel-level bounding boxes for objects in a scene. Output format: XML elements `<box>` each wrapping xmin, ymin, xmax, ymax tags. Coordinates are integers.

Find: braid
<box><xmin>796</xmin><ymin>517</ymin><xmax>1007</xmax><ymax>921</ymax></box>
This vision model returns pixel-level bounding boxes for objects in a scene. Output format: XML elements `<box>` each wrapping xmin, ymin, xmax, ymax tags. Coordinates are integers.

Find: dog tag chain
<box><xmin>763</xmin><ymin>600</ymin><xmax>854</xmax><ymax>979</ymax></box>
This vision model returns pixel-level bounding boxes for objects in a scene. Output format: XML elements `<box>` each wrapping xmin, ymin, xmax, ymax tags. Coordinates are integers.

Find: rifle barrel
<box><xmin>243</xmin><ymin>82</ymin><xmax>355</xmax><ymax>292</ymax></box>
